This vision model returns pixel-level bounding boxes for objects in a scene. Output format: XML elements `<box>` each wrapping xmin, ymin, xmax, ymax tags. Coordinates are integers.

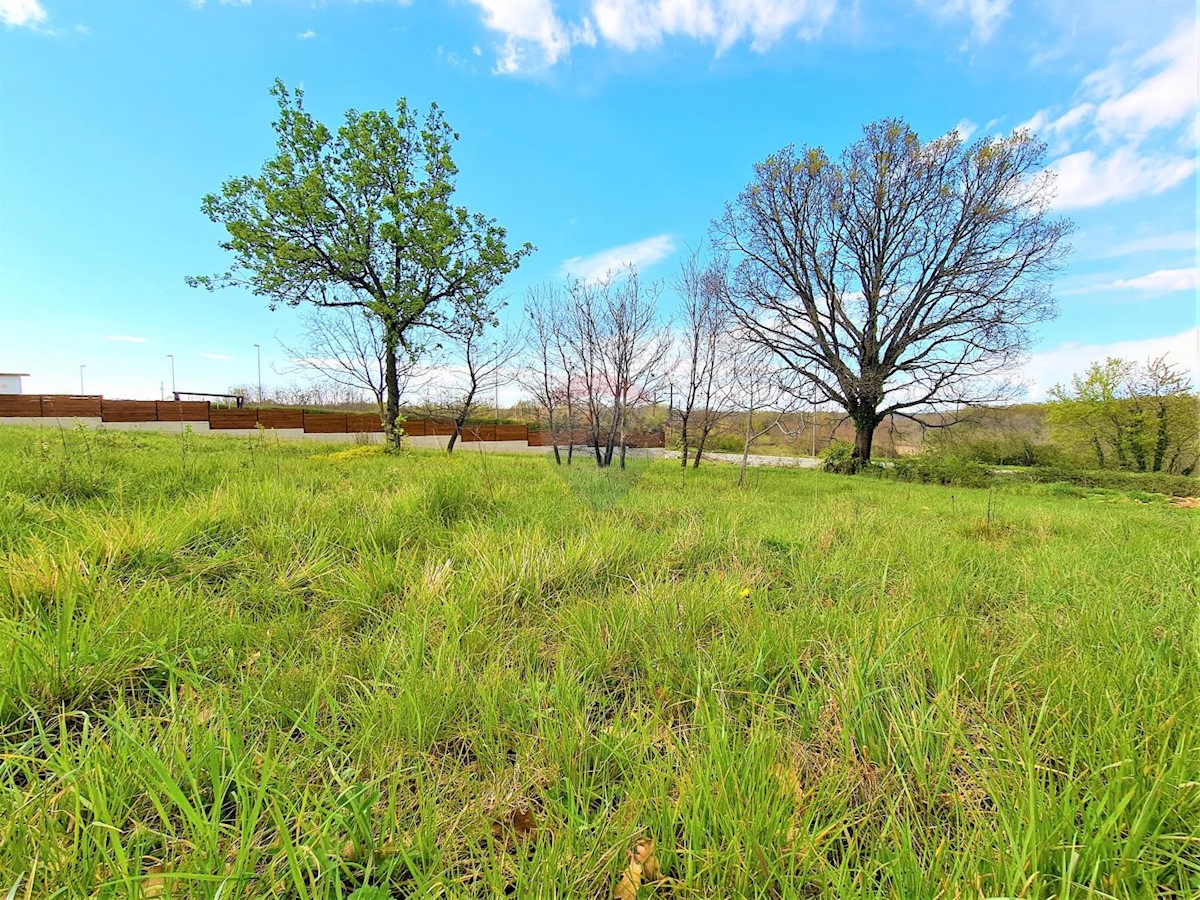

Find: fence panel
<box><xmin>101</xmin><ymin>400</ymin><xmax>159</xmax><ymax>422</ymax></box>
<box><xmin>401</xmin><ymin>418</ymin><xmax>427</xmax><ymax>436</ymax></box>
<box><xmin>155</xmin><ymin>401</ymin><xmax>210</xmax><ymax>421</ymax></box>
<box><xmin>209</xmin><ymin>409</ymin><xmax>259</xmax><ymax>429</ymax></box>
<box><xmin>257</xmin><ymin>409</ymin><xmax>304</xmax><ymax>430</ymax></box>
<box><xmin>41</xmin><ymin>396</ymin><xmax>102</xmax><ymax>417</ymax></box>
<box><xmin>0</xmin><ymin>396</ymin><xmax>43</xmax><ymax>416</ymax></box>
<box><xmin>346</xmin><ymin>413</ymin><xmax>383</xmax><ymax>433</ymax></box>
<box><xmin>303</xmin><ymin>413</ymin><xmax>348</xmax><ymax>433</ymax></box>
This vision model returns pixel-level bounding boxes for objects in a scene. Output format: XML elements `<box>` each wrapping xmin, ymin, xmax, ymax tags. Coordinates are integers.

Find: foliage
<box><xmin>821</xmin><ymin>440</ymin><xmax>862</xmax><ymax>474</ymax></box>
<box><xmin>0</xmin><ymin>426</ymin><xmax>1197</xmax><ymax>897</ymax></box>
<box><xmin>1047</xmin><ymin>355</ymin><xmax>1199</xmax><ymax>474</ymax></box>
<box><xmin>716</xmin><ymin>118</ymin><xmax>1071</xmax><ymax>463</ymax></box>
<box><xmin>889</xmin><ymin>454</ymin><xmax>993</xmax><ymax>488</ymax></box>
<box><xmin>190</xmin><ymin>80</ymin><xmax>531</xmax><ymax>441</ymax></box>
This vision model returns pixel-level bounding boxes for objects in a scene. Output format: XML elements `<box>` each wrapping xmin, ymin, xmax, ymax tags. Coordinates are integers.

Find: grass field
<box><xmin>1</xmin><ymin>426</ymin><xmax>1197</xmax><ymax>898</ymax></box>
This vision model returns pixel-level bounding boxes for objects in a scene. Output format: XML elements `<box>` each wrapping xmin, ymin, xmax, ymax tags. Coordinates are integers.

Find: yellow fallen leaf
<box><xmin>143</xmin><ymin>863</ymin><xmax>166</xmax><ymax>898</ymax></box>
<box><xmin>614</xmin><ymin>838</ymin><xmax>659</xmax><ymax>900</ymax></box>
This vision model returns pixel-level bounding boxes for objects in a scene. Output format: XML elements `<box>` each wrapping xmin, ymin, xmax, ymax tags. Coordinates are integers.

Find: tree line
<box><xmin>192</xmin><ymin>81</ymin><xmax>1194</xmax><ymax>474</ymax></box>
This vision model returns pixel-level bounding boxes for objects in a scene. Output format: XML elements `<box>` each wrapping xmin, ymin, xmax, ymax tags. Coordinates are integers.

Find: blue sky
<box><xmin>1</xmin><ymin>0</ymin><xmax>1196</xmax><ymax>401</ymax></box>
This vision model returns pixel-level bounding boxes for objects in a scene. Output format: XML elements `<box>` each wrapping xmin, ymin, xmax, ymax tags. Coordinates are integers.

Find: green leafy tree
<box><xmin>188</xmin><ymin>80</ymin><xmax>532</xmax><ymax>444</ymax></box>
<box><xmin>1048</xmin><ymin>356</ymin><xmax>1198</xmax><ymax>474</ymax></box>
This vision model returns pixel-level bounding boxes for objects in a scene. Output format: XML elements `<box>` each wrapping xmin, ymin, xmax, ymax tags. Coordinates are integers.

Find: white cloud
<box><xmin>465</xmin><ymin>0</ymin><xmax>836</xmax><ymax>73</ymax></box>
<box><xmin>1021</xmin><ymin>20</ymin><xmax>1198</xmax><ymax>211</ymax></box>
<box><xmin>1099</xmin><ymin>231</ymin><xmax>1196</xmax><ymax>257</ymax></box>
<box><xmin>1102</xmin><ymin>267</ymin><xmax>1199</xmax><ymax>293</ymax></box>
<box><xmin>1052</xmin><ymin>146</ymin><xmax>1195</xmax><ymax>209</ymax></box>
<box><xmin>922</xmin><ymin>0</ymin><xmax>1010</xmax><ymax>42</ymax></box>
<box><xmin>1027</xmin><ymin>30</ymin><xmax>1197</xmax><ymax>149</ymax></box>
<box><xmin>559</xmin><ymin>233</ymin><xmax>675</xmax><ymax>282</ymax></box>
<box><xmin>105</xmin><ymin>335</ymin><xmax>150</xmax><ymax>344</ymax></box>
<box><xmin>297</xmin><ymin>28</ymin><xmax>316</xmax><ymax>39</ymax></box>
<box><xmin>0</xmin><ymin>0</ymin><xmax>46</xmax><ymax>28</ymax></box>
<box><xmin>1088</xmin><ymin>21</ymin><xmax>1198</xmax><ymax>143</ymax></box>
<box><xmin>590</xmin><ymin>0</ymin><xmax>836</xmax><ymax>54</ymax></box>
<box><xmin>201</xmin><ymin>352</ymin><xmax>233</xmax><ymax>361</ymax></box>
<box><xmin>1023</xmin><ymin>327</ymin><xmax>1199</xmax><ymax>399</ymax></box>
<box><xmin>466</xmin><ymin>0</ymin><xmax>576</xmax><ymax>73</ymax></box>
<box><xmin>953</xmin><ymin>118</ymin><xmax>977</xmax><ymax>141</ymax></box>
<box><xmin>75</xmin><ymin>23</ymin><xmax>90</xmax><ymax>35</ymax></box>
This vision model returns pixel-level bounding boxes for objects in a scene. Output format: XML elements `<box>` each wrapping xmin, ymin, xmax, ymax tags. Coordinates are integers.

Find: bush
<box><xmin>890</xmin><ymin>454</ymin><xmax>992</xmax><ymax>488</ymax></box>
<box><xmin>926</xmin><ymin>432</ymin><xmax>1067</xmax><ymax>467</ymax></box>
<box><xmin>1014</xmin><ymin>466</ymin><xmax>1199</xmax><ymax>498</ymax></box>
<box><xmin>702</xmin><ymin>433</ymin><xmax>747</xmax><ymax>455</ymax></box>
<box><xmin>821</xmin><ymin>441</ymin><xmax>858</xmax><ymax>474</ymax></box>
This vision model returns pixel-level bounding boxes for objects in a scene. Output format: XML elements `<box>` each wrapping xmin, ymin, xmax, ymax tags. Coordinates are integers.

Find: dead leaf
<box><xmin>491</xmin><ymin>806</ymin><xmax>538</xmax><ymax>843</ymax></box>
<box><xmin>614</xmin><ymin>838</ymin><xmax>660</xmax><ymax>900</ymax></box>
<box><xmin>142</xmin><ymin>863</ymin><xmax>165</xmax><ymax>898</ymax></box>
<box><xmin>773</xmin><ymin>764</ymin><xmax>804</xmax><ymax>805</ymax></box>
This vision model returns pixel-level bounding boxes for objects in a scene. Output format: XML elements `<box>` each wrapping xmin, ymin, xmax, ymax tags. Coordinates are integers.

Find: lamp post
<box><xmin>253</xmin><ymin>343</ymin><xmax>262</xmax><ymax>404</ymax></box>
<box><xmin>492</xmin><ymin>342</ymin><xmax>500</xmax><ymax>425</ymax></box>
<box><xmin>79</xmin><ymin>364</ymin><xmax>86</xmax><ymax>394</ymax></box>
<box><xmin>167</xmin><ymin>354</ymin><xmax>175</xmax><ymax>397</ymax></box>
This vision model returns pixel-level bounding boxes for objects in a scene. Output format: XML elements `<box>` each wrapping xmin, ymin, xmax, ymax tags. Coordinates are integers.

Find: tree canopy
<box><xmin>188</xmin><ymin>80</ymin><xmax>531</xmax><ymax>442</ymax></box>
<box><xmin>714</xmin><ymin>118</ymin><xmax>1072</xmax><ymax>464</ymax></box>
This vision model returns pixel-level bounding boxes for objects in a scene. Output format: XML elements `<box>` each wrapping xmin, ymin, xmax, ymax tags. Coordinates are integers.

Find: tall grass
<box><xmin>0</xmin><ymin>427</ymin><xmax>1196</xmax><ymax>898</ymax></box>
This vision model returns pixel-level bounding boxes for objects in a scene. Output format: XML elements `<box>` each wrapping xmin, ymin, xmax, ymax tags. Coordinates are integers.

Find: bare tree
<box><xmin>559</xmin><ymin>267</ymin><xmax>670</xmax><ymax>469</ymax></box>
<box><xmin>522</xmin><ymin>283</ymin><xmax>570</xmax><ymax>465</ymax></box>
<box><xmin>418</xmin><ymin>318</ymin><xmax>524</xmax><ymax>454</ymax></box>
<box><xmin>280</xmin><ymin>307</ymin><xmax>422</xmax><ymax>418</ymax></box>
<box><xmin>714</xmin><ymin>119</ymin><xmax>1071</xmax><ymax>467</ymax></box>
<box><xmin>674</xmin><ymin>249</ymin><xmax>735</xmax><ymax>468</ymax></box>
<box><xmin>726</xmin><ymin>345</ymin><xmax>804</xmax><ymax>487</ymax></box>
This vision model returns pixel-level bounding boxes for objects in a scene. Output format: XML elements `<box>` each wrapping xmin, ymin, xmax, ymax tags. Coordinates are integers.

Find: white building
<box><xmin>0</xmin><ymin>373</ymin><xmax>29</xmax><ymax>394</ymax></box>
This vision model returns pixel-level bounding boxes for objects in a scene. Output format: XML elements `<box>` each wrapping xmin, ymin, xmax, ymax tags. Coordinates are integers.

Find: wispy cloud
<box><xmin>921</xmin><ymin>0</ymin><xmax>1011</xmax><ymax>43</ymax></box>
<box><xmin>201</xmin><ymin>352</ymin><xmax>233</xmax><ymax>361</ymax></box>
<box><xmin>1023</xmin><ymin>326</ymin><xmax>1199</xmax><ymax>399</ymax></box>
<box><xmin>1020</xmin><ymin>19</ymin><xmax>1199</xmax><ymax>210</ymax></box>
<box><xmin>952</xmin><ymin>118</ymin><xmax>978</xmax><ymax>141</ymax></box>
<box><xmin>464</xmin><ymin>0</ymin><xmax>837</xmax><ymax>74</ymax></box>
<box><xmin>559</xmin><ymin>233</ymin><xmax>675</xmax><ymax>283</ymax></box>
<box><xmin>1096</xmin><ymin>230</ymin><xmax>1196</xmax><ymax>258</ymax></box>
<box><xmin>105</xmin><ymin>335</ymin><xmax>150</xmax><ymax>344</ymax></box>
<box><xmin>1052</xmin><ymin>146</ymin><xmax>1195</xmax><ymax>209</ymax></box>
<box><xmin>0</xmin><ymin>0</ymin><xmax>46</xmax><ymax>28</ymax></box>
<box><xmin>1062</xmin><ymin>267</ymin><xmax>1199</xmax><ymax>296</ymax></box>
<box><xmin>297</xmin><ymin>29</ymin><xmax>316</xmax><ymax>40</ymax></box>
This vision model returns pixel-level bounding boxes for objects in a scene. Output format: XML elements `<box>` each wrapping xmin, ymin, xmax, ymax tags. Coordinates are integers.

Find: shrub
<box><xmin>890</xmin><ymin>454</ymin><xmax>992</xmax><ymax>488</ymax></box>
<box><xmin>821</xmin><ymin>441</ymin><xmax>858</xmax><ymax>474</ymax></box>
<box><xmin>1015</xmin><ymin>466</ymin><xmax>1199</xmax><ymax>498</ymax></box>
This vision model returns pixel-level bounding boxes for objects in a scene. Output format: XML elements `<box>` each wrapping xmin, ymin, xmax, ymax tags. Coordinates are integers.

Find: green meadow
<box><xmin>1</xmin><ymin>426</ymin><xmax>1197</xmax><ymax>898</ymax></box>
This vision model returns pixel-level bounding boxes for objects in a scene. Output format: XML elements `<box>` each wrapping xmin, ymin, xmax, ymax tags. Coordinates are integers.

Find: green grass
<box><xmin>0</xmin><ymin>425</ymin><xmax>1197</xmax><ymax>898</ymax></box>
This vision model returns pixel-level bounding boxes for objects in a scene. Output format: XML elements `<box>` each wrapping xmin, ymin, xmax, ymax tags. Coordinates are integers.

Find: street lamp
<box><xmin>79</xmin><ymin>364</ymin><xmax>86</xmax><ymax>394</ymax></box>
<box><xmin>253</xmin><ymin>343</ymin><xmax>262</xmax><ymax>404</ymax></box>
<box><xmin>167</xmin><ymin>354</ymin><xmax>175</xmax><ymax>397</ymax></box>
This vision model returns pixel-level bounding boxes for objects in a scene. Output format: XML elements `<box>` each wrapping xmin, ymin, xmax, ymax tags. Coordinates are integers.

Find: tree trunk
<box><xmin>383</xmin><ymin>321</ymin><xmax>402</xmax><ymax>449</ymax></box>
<box><xmin>851</xmin><ymin>412</ymin><xmax>876</xmax><ymax>467</ymax></box>
<box><xmin>1152</xmin><ymin>402</ymin><xmax>1169</xmax><ymax>473</ymax></box>
<box><xmin>738</xmin><ymin>409</ymin><xmax>754</xmax><ymax>487</ymax></box>
<box><xmin>548</xmin><ymin>406</ymin><xmax>561</xmax><ymax>466</ymax></box>
<box><xmin>692</xmin><ymin>427</ymin><xmax>710</xmax><ymax>468</ymax></box>
<box><xmin>679</xmin><ymin>415</ymin><xmax>689</xmax><ymax>468</ymax></box>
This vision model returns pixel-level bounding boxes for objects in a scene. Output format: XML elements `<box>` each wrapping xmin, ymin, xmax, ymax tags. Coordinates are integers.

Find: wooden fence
<box><xmin>0</xmin><ymin>393</ymin><xmax>666</xmax><ymax>447</ymax></box>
